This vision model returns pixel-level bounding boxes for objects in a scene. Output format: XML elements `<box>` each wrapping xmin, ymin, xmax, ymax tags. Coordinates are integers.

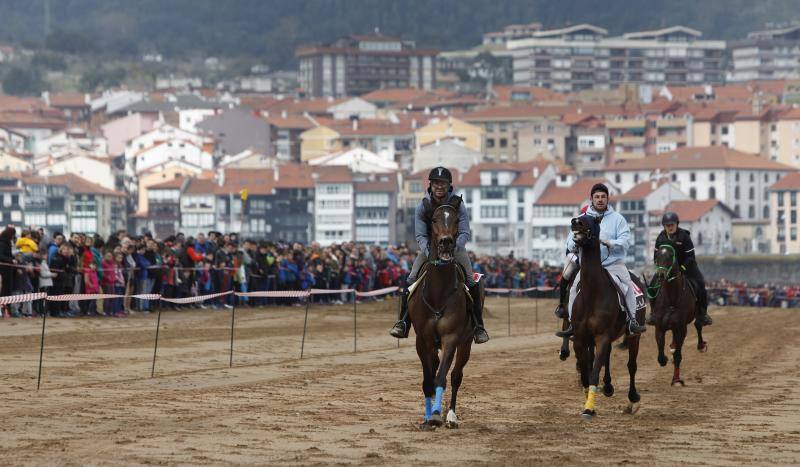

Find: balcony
<box><xmin>606</xmin><ymin>119</ymin><xmax>646</xmax><ymax>130</ymax></box>
<box><xmin>613</xmin><ymin>135</ymin><xmax>646</xmax><ymax>146</ymax></box>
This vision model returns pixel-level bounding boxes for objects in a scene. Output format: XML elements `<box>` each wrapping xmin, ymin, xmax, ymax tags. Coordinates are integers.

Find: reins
<box><xmin>421</xmin><ymin>261</ymin><xmax>461</xmax><ymax>320</ymax></box>
<box><xmin>647</xmin><ymin>243</ymin><xmax>677</xmax><ymax>300</ymax></box>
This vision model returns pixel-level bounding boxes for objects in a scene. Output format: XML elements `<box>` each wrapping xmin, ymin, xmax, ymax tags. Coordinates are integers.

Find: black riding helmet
<box><xmin>428</xmin><ymin>166</ymin><xmax>453</xmax><ymax>184</ymax></box>
<box><xmin>662</xmin><ymin>211</ymin><xmax>680</xmax><ymax>226</ymax></box>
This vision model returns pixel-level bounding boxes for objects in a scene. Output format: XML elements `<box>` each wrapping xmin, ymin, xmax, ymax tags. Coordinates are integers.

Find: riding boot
<box><xmin>627</xmin><ymin>309</ymin><xmax>647</xmax><ymax>335</ymax></box>
<box><xmin>469</xmin><ymin>283</ymin><xmax>489</xmax><ymax>344</ymax></box>
<box><xmin>695</xmin><ymin>304</ymin><xmax>713</xmax><ymax>326</ymax></box>
<box><xmin>553</xmin><ymin>277</ymin><xmax>569</xmax><ymax>319</ymax></box>
<box><xmin>389</xmin><ymin>289</ymin><xmax>411</xmax><ymax>338</ymax></box>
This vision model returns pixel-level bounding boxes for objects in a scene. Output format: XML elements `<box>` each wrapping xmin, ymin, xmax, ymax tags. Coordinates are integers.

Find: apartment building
<box><xmin>728</xmin><ymin>24</ymin><xmax>800</xmax><ymax>82</ymax></box>
<box><xmin>314</xmin><ymin>167</ymin><xmax>355</xmax><ymax>245</ymax></box>
<box><xmin>509</xmin><ymin>24</ymin><xmax>725</xmax><ymax>92</ymax></box>
<box><xmin>296</xmin><ymin>34</ymin><xmax>438</xmax><ymax>97</ymax></box>
<box><xmin>604</xmin><ymin>146</ymin><xmax>793</xmax><ymax>221</ymax></box>
<box><xmin>768</xmin><ymin>171</ymin><xmax>800</xmax><ymax>254</ymax></box>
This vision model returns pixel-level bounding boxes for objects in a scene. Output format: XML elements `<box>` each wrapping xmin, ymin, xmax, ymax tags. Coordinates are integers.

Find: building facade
<box><xmin>728</xmin><ymin>24</ymin><xmax>800</xmax><ymax>82</ymax></box>
<box><xmin>509</xmin><ymin>24</ymin><xmax>726</xmax><ymax>92</ymax></box>
<box><xmin>297</xmin><ymin>35</ymin><xmax>438</xmax><ymax>97</ymax></box>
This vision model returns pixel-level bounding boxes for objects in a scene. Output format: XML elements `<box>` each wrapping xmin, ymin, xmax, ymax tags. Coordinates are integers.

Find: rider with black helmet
<box><xmin>649</xmin><ymin>211</ymin><xmax>713</xmax><ymax>326</ymax></box>
<box><xmin>388</xmin><ymin>166</ymin><xmax>490</xmax><ymax>344</ymax></box>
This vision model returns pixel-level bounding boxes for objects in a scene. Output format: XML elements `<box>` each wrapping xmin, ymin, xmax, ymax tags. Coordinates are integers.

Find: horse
<box><xmin>408</xmin><ymin>203</ymin><xmax>479</xmax><ymax>430</ymax></box>
<box><xmin>648</xmin><ymin>244</ymin><xmax>708</xmax><ymax>387</ymax></box>
<box><xmin>570</xmin><ymin>215</ymin><xmax>642</xmax><ymax>420</ymax></box>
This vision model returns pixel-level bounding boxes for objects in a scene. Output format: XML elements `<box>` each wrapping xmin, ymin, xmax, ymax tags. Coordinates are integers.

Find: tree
<box><xmin>45</xmin><ymin>29</ymin><xmax>94</xmax><ymax>55</ymax></box>
<box><xmin>31</xmin><ymin>52</ymin><xmax>68</xmax><ymax>71</ymax></box>
<box><xmin>2</xmin><ymin>67</ymin><xmax>47</xmax><ymax>96</ymax></box>
<box><xmin>79</xmin><ymin>67</ymin><xmax>127</xmax><ymax>92</ymax></box>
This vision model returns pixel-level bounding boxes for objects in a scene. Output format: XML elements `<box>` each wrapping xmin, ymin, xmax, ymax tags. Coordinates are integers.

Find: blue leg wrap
<box><xmin>424</xmin><ymin>397</ymin><xmax>432</xmax><ymax>421</ymax></box>
<box><xmin>432</xmin><ymin>386</ymin><xmax>445</xmax><ymax>414</ymax></box>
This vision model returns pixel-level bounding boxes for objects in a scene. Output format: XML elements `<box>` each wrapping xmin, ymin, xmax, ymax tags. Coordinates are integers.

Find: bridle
<box><xmin>647</xmin><ymin>244</ymin><xmax>678</xmax><ymax>300</ymax></box>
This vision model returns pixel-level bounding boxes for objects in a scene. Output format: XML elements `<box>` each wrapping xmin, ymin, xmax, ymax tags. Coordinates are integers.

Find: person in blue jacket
<box><xmin>557</xmin><ymin>183</ymin><xmax>647</xmax><ymax>337</ymax></box>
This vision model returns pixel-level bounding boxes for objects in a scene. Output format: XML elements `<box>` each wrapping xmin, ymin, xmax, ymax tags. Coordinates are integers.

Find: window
<box><xmin>792</xmin><ymin>192</ymin><xmax>797</xmax><ymax>207</ymax></box>
<box><xmin>793</xmin><ymin>211</ymin><xmax>798</xmax><ymax>224</ymax></box>
<box><xmin>534</xmin><ymin>138</ymin><xmax>542</xmax><ymax>146</ymax></box>
<box><xmin>734</xmin><ymin>205</ymin><xmax>740</xmax><ymax>217</ymax></box>
<box><xmin>671</xmin><ymin>173</ymin><xmax>677</xmax><ymax>182</ymax></box>
<box><xmin>793</xmin><ymin>227</ymin><xmax>798</xmax><ymax>241</ymax></box>
<box><xmin>749</xmin><ymin>205</ymin><xmax>755</xmax><ymax>219</ymax></box>
<box><xmin>709</xmin><ymin>187</ymin><xmax>716</xmax><ymax>199</ymax></box>
<box><xmin>735</xmin><ymin>172</ymin><xmax>740</xmax><ymax>182</ymax></box>
<box><xmin>614</xmin><ymin>174</ymin><xmax>621</xmax><ymax>184</ymax></box>
<box><xmin>634</xmin><ymin>174</ymin><xmax>640</xmax><ymax>183</ymax></box>
<box><xmin>480</xmin><ymin>206</ymin><xmax>508</xmax><ymax>218</ymax></box>
<box><xmin>697</xmin><ymin>232</ymin><xmax>703</xmax><ymax>245</ymax></box>
<box><xmin>709</xmin><ymin>173</ymin><xmax>715</xmax><ymax>182</ymax></box>
<box><xmin>491</xmin><ymin>227</ymin><xmax>499</xmax><ymax>242</ymax></box>
<box><xmin>749</xmin><ymin>173</ymin><xmax>755</xmax><ymax>183</ymax></box>
<box><xmin>749</xmin><ymin>187</ymin><xmax>755</xmax><ymax>200</ymax></box>
<box><xmin>690</xmin><ymin>187</ymin><xmax>696</xmax><ymax>199</ymax></box>
<box><xmin>517</xmin><ymin>189</ymin><xmax>524</xmax><ymax>203</ymax></box>
<box><xmin>779</xmin><ymin>192</ymin><xmax>785</xmax><ymax>206</ymax></box>
<box><xmin>487</xmin><ymin>138</ymin><xmax>495</xmax><ymax>148</ymax></box>
<box><xmin>763</xmin><ymin>206</ymin><xmax>769</xmax><ymax>219</ymax></box>
<box><xmin>518</xmin><ymin>206</ymin><xmax>524</xmax><ymax>221</ymax></box>
<box><xmin>690</xmin><ymin>173</ymin><xmax>696</xmax><ymax>182</ymax></box>
<box><xmin>499</xmin><ymin>138</ymin><xmax>508</xmax><ymax>148</ymax></box>
<box><xmin>735</xmin><ymin>186</ymin><xmax>740</xmax><ymax>200</ymax></box>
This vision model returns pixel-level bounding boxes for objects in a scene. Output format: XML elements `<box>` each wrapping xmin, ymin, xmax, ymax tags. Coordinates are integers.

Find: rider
<box><xmin>556</xmin><ymin>183</ymin><xmax>647</xmax><ymax>337</ymax></box>
<box><xmin>647</xmin><ymin>211</ymin><xmax>713</xmax><ymax>326</ymax></box>
<box><xmin>553</xmin><ymin>203</ymin><xmax>589</xmax><ymax>320</ymax></box>
<box><xmin>389</xmin><ymin>166</ymin><xmax>490</xmax><ymax>344</ymax></box>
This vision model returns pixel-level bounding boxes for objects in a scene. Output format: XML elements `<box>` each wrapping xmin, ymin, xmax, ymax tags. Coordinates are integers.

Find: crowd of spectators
<box><xmin>0</xmin><ymin>226</ymin><xmax>562</xmax><ymax>318</ymax></box>
<box><xmin>706</xmin><ymin>280</ymin><xmax>800</xmax><ymax>308</ymax></box>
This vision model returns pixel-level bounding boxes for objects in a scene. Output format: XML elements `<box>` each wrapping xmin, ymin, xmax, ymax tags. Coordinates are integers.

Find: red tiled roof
<box><xmin>50</xmin><ymin>93</ymin><xmax>88</xmax><ymax>108</ymax></box>
<box><xmin>617</xmin><ymin>179</ymin><xmax>669</xmax><ymax>201</ymax></box>
<box><xmin>361</xmin><ymin>88</ymin><xmax>431</xmax><ymax>104</ymax></box>
<box><xmin>463</xmin><ymin>105</ymin><xmax>570</xmax><ymax>121</ymax></box>
<box><xmin>606</xmin><ymin>146</ymin><xmax>793</xmax><ymax>172</ymax></box>
<box><xmin>460</xmin><ymin>160</ymin><xmax>550</xmax><ymax>186</ymax></box>
<box><xmin>491</xmin><ymin>85</ymin><xmax>567</xmax><ymax>103</ymax></box>
<box><xmin>265</xmin><ymin>114</ymin><xmax>317</xmax><ymax>130</ymax></box>
<box><xmin>535</xmin><ymin>178</ymin><xmax>607</xmax><ymax>206</ymax></box>
<box><xmin>355</xmin><ymin>177</ymin><xmax>397</xmax><ymax>192</ymax></box>
<box><xmin>184</xmin><ymin>177</ymin><xmax>219</xmax><ymax>195</ymax></box>
<box><xmin>663</xmin><ymin>199</ymin><xmax>721</xmax><ymax>223</ymax></box>
<box><xmin>148</xmin><ymin>175</ymin><xmax>187</xmax><ymax>190</ymax></box>
<box><xmin>329</xmin><ymin>118</ymin><xmax>414</xmax><ymax>136</ymax></box>
<box><xmin>314</xmin><ymin>166</ymin><xmax>352</xmax><ymax>183</ymax></box>
<box><xmin>23</xmin><ymin>173</ymin><xmax>124</xmax><ymax>196</ymax></box>
<box><xmin>768</xmin><ymin>171</ymin><xmax>800</xmax><ymax>191</ymax></box>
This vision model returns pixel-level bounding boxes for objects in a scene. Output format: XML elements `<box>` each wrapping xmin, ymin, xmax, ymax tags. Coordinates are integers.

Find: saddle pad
<box><xmin>407</xmin><ymin>269</ymin><xmax>428</xmax><ymax>299</ymax></box>
<box><xmin>575</xmin><ymin>271</ymin><xmax>646</xmax><ymax>313</ymax></box>
<box><xmin>631</xmin><ymin>281</ymin><xmax>646</xmax><ymax>312</ymax></box>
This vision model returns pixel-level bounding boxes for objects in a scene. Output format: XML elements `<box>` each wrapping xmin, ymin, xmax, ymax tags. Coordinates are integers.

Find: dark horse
<box><xmin>570</xmin><ymin>215</ymin><xmax>642</xmax><ymax>420</ymax></box>
<box><xmin>649</xmin><ymin>244</ymin><xmax>708</xmax><ymax>386</ymax></box>
<box><xmin>409</xmin><ymin>204</ymin><xmax>480</xmax><ymax>429</ymax></box>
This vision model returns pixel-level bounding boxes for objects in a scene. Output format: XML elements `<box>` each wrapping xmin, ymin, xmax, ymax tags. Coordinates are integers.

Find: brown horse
<box><xmin>408</xmin><ymin>204</ymin><xmax>479</xmax><ymax>429</ymax></box>
<box><xmin>570</xmin><ymin>215</ymin><xmax>642</xmax><ymax>420</ymax></box>
<box><xmin>649</xmin><ymin>244</ymin><xmax>708</xmax><ymax>386</ymax></box>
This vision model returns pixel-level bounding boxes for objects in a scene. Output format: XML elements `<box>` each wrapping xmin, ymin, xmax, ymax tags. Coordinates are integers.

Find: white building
<box><xmin>648</xmin><ymin>200</ymin><xmax>735</xmax><ymax>255</ymax></box>
<box><xmin>38</xmin><ymin>153</ymin><xmax>117</xmax><ymax>191</ymax></box>
<box><xmin>308</xmin><ymin>147</ymin><xmax>398</xmax><ymax>173</ymax></box>
<box><xmin>460</xmin><ymin>160</ymin><xmax>559</xmax><ymax>258</ymax></box>
<box><xmin>313</xmin><ymin>167</ymin><xmax>354</xmax><ymax>246</ymax></box>
<box><xmin>134</xmin><ymin>139</ymin><xmax>214</xmax><ymax>175</ymax></box>
<box><xmin>354</xmin><ymin>174</ymin><xmax>398</xmax><ymax>245</ymax></box>
<box><xmin>728</xmin><ymin>24</ymin><xmax>800</xmax><ymax>82</ymax></box>
<box><xmin>327</xmin><ymin>98</ymin><xmax>378</xmax><ymax>120</ymax></box>
<box><xmin>33</xmin><ymin>128</ymin><xmax>108</xmax><ymax>160</ymax></box>
<box><xmin>604</xmin><ymin>146</ymin><xmax>794</xmax><ymax>222</ymax></box>
<box><xmin>531</xmin><ymin>177</ymin><xmax>610</xmax><ymax>266</ymax></box>
<box><xmin>411</xmin><ymin>138</ymin><xmax>482</xmax><ymax>175</ymax></box>
<box><xmin>180</xmin><ymin>178</ymin><xmax>218</xmax><ymax>235</ymax></box>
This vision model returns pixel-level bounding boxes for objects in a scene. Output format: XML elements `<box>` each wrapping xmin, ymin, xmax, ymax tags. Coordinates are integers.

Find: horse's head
<box><xmin>431</xmin><ymin>204</ymin><xmax>459</xmax><ymax>263</ymax></box>
<box><xmin>653</xmin><ymin>243</ymin><xmax>677</xmax><ymax>283</ymax></box>
<box><xmin>571</xmin><ymin>214</ymin><xmax>601</xmax><ymax>247</ymax></box>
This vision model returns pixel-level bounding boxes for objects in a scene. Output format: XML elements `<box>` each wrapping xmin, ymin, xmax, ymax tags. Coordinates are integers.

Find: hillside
<box><xmin>0</xmin><ymin>0</ymin><xmax>798</xmax><ymax>68</ymax></box>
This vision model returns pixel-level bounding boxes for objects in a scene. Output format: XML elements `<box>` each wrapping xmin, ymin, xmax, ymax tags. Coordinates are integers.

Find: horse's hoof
<box><xmin>698</xmin><ymin>342</ymin><xmax>708</xmax><ymax>353</ymax></box>
<box><xmin>657</xmin><ymin>355</ymin><xmax>668</xmax><ymax>367</ymax></box>
<box><xmin>428</xmin><ymin>412</ymin><xmax>443</xmax><ymax>427</ymax></box>
<box><xmin>672</xmin><ymin>379</ymin><xmax>685</xmax><ymax>387</ymax></box>
<box><xmin>580</xmin><ymin>409</ymin><xmax>596</xmax><ymax>420</ymax></box>
<box><xmin>559</xmin><ymin>350</ymin><xmax>570</xmax><ymax>361</ymax></box>
<box><xmin>603</xmin><ymin>384</ymin><xmax>614</xmax><ymax>398</ymax></box>
<box><xmin>623</xmin><ymin>402</ymin><xmax>640</xmax><ymax>415</ymax></box>
<box><xmin>417</xmin><ymin>422</ymin><xmax>435</xmax><ymax>431</ymax></box>
<box><xmin>445</xmin><ymin>409</ymin><xmax>458</xmax><ymax>429</ymax></box>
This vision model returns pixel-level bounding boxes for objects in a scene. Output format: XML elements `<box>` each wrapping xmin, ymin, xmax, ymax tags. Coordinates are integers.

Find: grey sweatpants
<box><xmin>408</xmin><ymin>247</ymin><xmax>475</xmax><ymax>285</ymax></box>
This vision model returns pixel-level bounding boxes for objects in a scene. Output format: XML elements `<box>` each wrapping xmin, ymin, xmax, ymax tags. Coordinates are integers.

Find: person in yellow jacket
<box><xmin>16</xmin><ymin>229</ymin><xmax>38</xmax><ymax>255</ymax></box>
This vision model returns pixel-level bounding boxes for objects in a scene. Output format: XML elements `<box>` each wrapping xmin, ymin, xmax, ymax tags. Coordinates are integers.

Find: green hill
<box><xmin>0</xmin><ymin>0</ymin><xmax>798</xmax><ymax>69</ymax></box>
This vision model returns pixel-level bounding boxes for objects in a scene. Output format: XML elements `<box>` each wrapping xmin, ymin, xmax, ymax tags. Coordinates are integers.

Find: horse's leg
<box><xmin>559</xmin><ymin>319</ymin><xmax>571</xmax><ymax>361</ymax></box>
<box><xmin>655</xmin><ymin>326</ymin><xmax>668</xmax><ymax>367</ymax></box>
<box><xmin>446</xmin><ymin>340</ymin><xmax>472</xmax><ymax>428</ymax></box>
<box><xmin>695</xmin><ymin>318</ymin><xmax>708</xmax><ymax>352</ymax></box>
<box><xmin>672</xmin><ymin>326</ymin><xmax>687</xmax><ymax>386</ymax></box>
<box><xmin>415</xmin><ymin>336</ymin><xmax>436</xmax><ymax>427</ymax></box>
<box><xmin>581</xmin><ymin>337</ymin><xmax>609</xmax><ymax>419</ymax></box>
<box><xmin>573</xmin><ymin>338</ymin><xmax>590</xmax><ymax>391</ymax></box>
<box><xmin>428</xmin><ymin>338</ymin><xmax>458</xmax><ymax>426</ymax></box>
<box><xmin>624</xmin><ymin>335</ymin><xmax>641</xmax><ymax>414</ymax></box>
<box><xmin>602</xmin><ymin>342</ymin><xmax>614</xmax><ymax>397</ymax></box>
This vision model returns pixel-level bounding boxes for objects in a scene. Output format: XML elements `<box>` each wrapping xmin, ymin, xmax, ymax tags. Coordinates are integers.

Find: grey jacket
<box><xmin>415</xmin><ymin>190</ymin><xmax>471</xmax><ymax>254</ymax></box>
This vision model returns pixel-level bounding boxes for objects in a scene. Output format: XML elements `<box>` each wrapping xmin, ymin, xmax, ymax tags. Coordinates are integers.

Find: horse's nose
<box><xmin>439</xmin><ymin>236</ymin><xmax>453</xmax><ymax>248</ymax></box>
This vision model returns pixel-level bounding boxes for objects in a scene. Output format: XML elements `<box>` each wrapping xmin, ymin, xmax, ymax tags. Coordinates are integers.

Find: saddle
<box><xmin>575</xmin><ymin>269</ymin><xmax>646</xmax><ymax>314</ymax></box>
<box><xmin>408</xmin><ymin>261</ymin><xmax>480</xmax><ymax>301</ymax></box>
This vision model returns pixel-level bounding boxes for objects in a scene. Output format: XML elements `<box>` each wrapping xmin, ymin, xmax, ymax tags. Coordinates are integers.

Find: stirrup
<box><xmin>389</xmin><ymin>321</ymin><xmax>409</xmax><ymax>338</ymax></box>
<box><xmin>474</xmin><ymin>326</ymin><xmax>489</xmax><ymax>344</ymax></box>
<box><xmin>628</xmin><ymin>320</ymin><xmax>646</xmax><ymax>335</ymax></box>
<box><xmin>556</xmin><ymin>323</ymin><xmax>573</xmax><ymax>338</ymax></box>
